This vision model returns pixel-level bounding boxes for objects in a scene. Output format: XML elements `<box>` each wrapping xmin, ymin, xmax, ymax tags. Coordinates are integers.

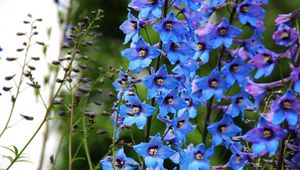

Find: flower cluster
<box><xmin>101</xmin><ymin>0</ymin><xmax>300</xmax><ymax>169</ymax></box>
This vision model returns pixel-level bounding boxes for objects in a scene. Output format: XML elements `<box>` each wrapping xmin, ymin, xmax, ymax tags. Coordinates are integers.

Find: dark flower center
<box><xmin>171</xmin><ymin>42</ymin><xmax>180</xmax><ymax>50</ymax></box>
<box><xmin>147</xmin><ymin>0</ymin><xmax>156</xmax><ymax>4</ymax></box>
<box><xmin>148</xmin><ymin>146</ymin><xmax>158</xmax><ymax>156</ymax></box>
<box><xmin>263</xmin><ymin>128</ymin><xmax>272</xmax><ymax>138</ymax></box>
<box><xmin>138</xmin><ymin>48</ymin><xmax>147</xmax><ymax>57</ymax></box>
<box><xmin>219</xmin><ymin>27</ymin><xmax>227</xmax><ymax>35</ymax></box>
<box><xmin>115</xmin><ymin>159</ymin><xmax>124</xmax><ymax>168</ymax></box>
<box><xmin>168</xmin><ymin>127</ymin><xmax>174</xmax><ymax>134</ymax></box>
<box><xmin>281</xmin><ymin>100</ymin><xmax>292</xmax><ymax>109</ymax></box>
<box><xmin>218</xmin><ymin>125</ymin><xmax>227</xmax><ymax>133</ymax></box>
<box><xmin>236</xmin><ymin>154</ymin><xmax>241</xmax><ymax>162</ymax></box>
<box><xmin>131</xmin><ymin>21</ymin><xmax>137</xmax><ymax>29</ymax></box>
<box><xmin>235</xmin><ymin>97</ymin><xmax>243</xmax><ymax>105</ymax></box>
<box><xmin>209</xmin><ymin>79</ymin><xmax>219</xmax><ymax>88</ymax></box>
<box><xmin>195</xmin><ymin>152</ymin><xmax>204</xmax><ymax>160</ymax></box>
<box><xmin>240</xmin><ymin>5</ymin><xmax>249</xmax><ymax>13</ymax></box>
<box><xmin>165</xmin><ymin>21</ymin><xmax>173</xmax><ymax>30</ymax></box>
<box><xmin>177</xmin><ymin>120</ymin><xmax>185</xmax><ymax>128</ymax></box>
<box><xmin>155</xmin><ymin>77</ymin><xmax>164</xmax><ymax>86</ymax></box>
<box><xmin>197</xmin><ymin>42</ymin><xmax>206</xmax><ymax>50</ymax></box>
<box><xmin>166</xmin><ymin>96</ymin><xmax>174</xmax><ymax>105</ymax></box>
<box><xmin>280</xmin><ymin>30</ymin><xmax>290</xmax><ymax>40</ymax></box>
<box><xmin>263</xmin><ymin>53</ymin><xmax>273</xmax><ymax>64</ymax></box>
<box><xmin>185</xmin><ymin>98</ymin><xmax>192</xmax><ymax>107</ymax></box>
<box><xmin>230</xmin><ymin>64</ymin><xmax>239</xmax><ymax>72</ymax></box>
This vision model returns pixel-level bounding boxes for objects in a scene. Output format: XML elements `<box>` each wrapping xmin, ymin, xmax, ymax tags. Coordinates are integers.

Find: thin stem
<box><xmin>68</xmin><ymin>90</ymin><xmax>74</xmax><ymax>170</ymax></box>
<box><xmin>112</xmin><ymin>113</ymin><xmax>119</xmax><ymax>170</ymax></box>
<box><xmin>82</xmin><ymin>117</ymin><xmax>94</xmax><ymax>170</ymax></box>
<box><xmin>202</xmin><ymin>98</ymin><xmax>214</xmax><ymax>146</ymax></box>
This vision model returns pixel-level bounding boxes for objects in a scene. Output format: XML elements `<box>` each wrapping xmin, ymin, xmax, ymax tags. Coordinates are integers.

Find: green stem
<box><xmin>202</xmin><ymin>98</ymin><xmax>214</xmax><ymax>146</ymax></box>
<box><xmin>82</xmin><ymin>117</ymin><xmax>94</xmax><ymax>170</ymax></box>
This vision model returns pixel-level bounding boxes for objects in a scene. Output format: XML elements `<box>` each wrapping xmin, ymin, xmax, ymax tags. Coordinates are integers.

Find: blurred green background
<box><xmin>53</xmin><ymin>0</ymin><xmax>300</xmax><ymax>170</ymax></box>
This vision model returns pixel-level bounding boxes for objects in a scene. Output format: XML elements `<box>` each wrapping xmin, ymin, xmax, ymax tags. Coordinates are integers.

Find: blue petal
<box><xmin>272</xmin><ymin>110</ymin><xmax>285</xmax><ymax>125</ymax></box>
<box><xmin>285</xmin><ymin>111</ymin><xmax>298</xmax><ymax>126</ymax></box>
<box><xmin>123</xmin><ymin>117</ymin><xmax>135</xmax><ymax>127</ymax></box>
<box><xmin>252</xmin><ymin>142</ymin><xmax>265</xmax><ymax>154</ymax></box>
<box><xmin>135</xmin><ymin>116</ymin><xmax>147</xmax><ymax>129</ymax></box>
<box><xmin>134</xmin><ymin>143</ymin><xmax>150</xmax><ymax>157</ymax></box>
<box><xmin>144</xmin><ymin>156</ymin><xmax>158</xmax><ymax>169</ymax></box>
<box><xmin>266</xmin><ymin>140</ymin><xmax>279</xmax><ymax>155</ymax></box>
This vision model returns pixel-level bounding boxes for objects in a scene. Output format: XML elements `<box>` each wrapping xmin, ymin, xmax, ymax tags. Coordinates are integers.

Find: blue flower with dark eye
<box><xmin>119</xmin><ymin>96</ymin><xmax>156</xmax><ymax>129</ymax></box>
<box><xmin>207</xmin><ymin>115</ymin><xmax>241</xmax><ymax>147</ymax></box>
<box><xmin>128</xmin><ymin>0</ymin><xmax>164</xmax><ymax>20</ymax></box>
<box><xmin>119</xmin><ymin>12</ymin><xmax>141</xmax><ymax>44</ymax></box>
<box><xmin>163</xmin><ymin>40</ymin><xmax>194</xmax><ymax>65</ymax></box>
<box><xmin>221</xmin><ymin>56</ymin><xmax>253</xmax><ymax>87</ymax></box>
<box><xmin>209</xmin><ymin>17</ymin><xmax>242</xmax><ymax>49</ymax></box>
<box><xmin>195</xmin><ymin>68</ymin><xmax>227</xmax><ymax>102</ymax></box>
<box><xmin>243</xmin><ymin>117</ymin><xmax>288</xmax><ymax>155</ymax></box>
<box><xmin>153</xmin><ymin>11</ymin><xmax>188</xmax><ymax>43</ymax></box>
<box><xmin>270</xmin><ymin>89</ymin><xmax>300</xmax><ymax>126</ymax></box>
<box><xmin>178</xmin><ymin>87</ymin><xmax>201</xmax><ymax>118</ymax></box>
<box><xmin>226</xmin><ymin>92</ymin><xmax>254</xmax><ymax>120</ymax></box>
<box><xmin>179</xmin><ymin>143</ymin><xmax>214</xmax><ymax>170</ymax></box>
<box><xmin>272</xmin><ymin>24</ymin><xmax>299</xmax><ymax>47</ymax></box>
<box><xmin>192</xmin><ymin>36</ymin><xmax>212</xmax><ymax>64</ymax></box>
<box><xmin>133</xmin><ymin>134</ymin><xmax>176</xmax><ymax>169</ymax></box>
<box><xmin>100</xmin><ymin>147</ymin><xmax>139</xmax><ymax>170</ymax></box>
<box><xmin>172</xmin><ymin>59</ymin><xmax>199</xmax><ymax>79</ymax></box>
<box><xmin>249</xmin><ymin>49</ymin><xmax>279</xmax><ymax>79</ymax></box>
<box><xmin>121</xmin><ymin>37</ymin><xmax>161</xmax><ymax>73</ymax></box>
<box><xmin>227</xmin><ymin>142</ymin><xmax>255</xmax><ymax>170</ymax></box>
<box><xmin>143</xmin><ymin>65</ymin><xmax>179</xmax><ymax>99</ymax></box>
<box><xmin>113</xmin><ymin>71</ymin><xmax>134</xmax><ymax>92</ymax></box>
<box><xmin>237</xmin><ymin>0</ymin><xmax>265</xmax><ymax>27</ymax></box>
<box><xmin>156</xmin><ymin>88</ymin><xmax>187</xmax><ymax>117</ymax></box>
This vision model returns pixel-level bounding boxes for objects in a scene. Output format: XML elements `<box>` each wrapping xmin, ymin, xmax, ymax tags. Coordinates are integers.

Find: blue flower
<box><xmin>100</xmin><ymin>147</ymin><xmax>139</xmax><ymax>170</ymax></box>
<box><xmin>178</xmin><ymin>87</ymin><xmax>201</xmax><ymax>118</ymax></box>
<box><xmin>243</xmin><ymin>117</ymin><xmax>287</xmax><ymax>155</ymax></box>
<box><xmin>210</xmin><ymin>0</ymin><xmax>225</xmax><ymax>6</ymax></box>
<box><xmin>121</xmin><ymin>37</ymin><xmax>161</xmax><ymax>73</ymax></box>
<box><xmin>270</xmin><ymin>89</ymin><xmax>300</xmax><ymax>126</ymax></box>
<box><xmin>192</xmin><ymin>36</ymin><xmax>212</xmax><ymax>64</ymax></box>
<box><xmin>226</xmin><ymin>92</ymin><xmax>254</xmax><ymax>120</ymax></box>
<box><xmin>227</xmin><ymin>142</ymin><xmax>255</xmax><ymax>170</ymax></box>
<box><xmin>291</xmin><ymin>67</ymin><xmax>300</xmax><ymax>93</ymax></box>
<box><xmin>156</xmin><ymin>88</ymin><xmax>187</xmax><ymax>117</ymax></box>
<box><xmin>221</xmin><ymin>56</ymin><xmax>253</xmax><ymax>87</ymax></box>
<box><xmin>194</xmin><ymin>68</ymin><xmax>227</xmax><ymax>102</ymax></box>
<box><xmin>237</xmin><ymin>0</ymin><xmax>265</xmax><ymax>27</ymax></box>
<box><xmin>172</xmin><ymin>59</ymin><xmax>199</xmax><ymax>79</ymax></box>
<box><xmin>153</xmin><ymin>11</ymin><xmax>188</xmax><ymax>43</ymax></box>
<box><xmin>143</xmin><ymin>65</ymin><xmax>179</xmax><ymax>99</ymax></box>
<box><xmin>119</xmin><ymin>12</ymin><xmax>141</xmax><ymax>44</ymax></box>
<box><xmin>128</xmin><ymin>0</ymin><xmax>164</xmax><ymax>20</ymax></box>
<box><xmin>119</xmin><ymin>96</ymin><xmax>156</xmax><ymax>129</ymax></box>
<box><xmin>207</xmin><ymin>115</ymin><xmax>241</xmax><ymax>147</ymax></box>
<box><xmin>209</xmin><ymin>17</ymin><xmax>242</xmax><ymax>49</ymax></box>
<box><xmin>163</xmin><ymin>40</ymin><xmax>194</xmax><ymax>65</ymax></box>
<box><xmin>133</xmin><ymin>134</ymin><xmax>176</xmax><ymax>169</ymax></box>
<box><xmin>180</xmin><ymin>144</ymin><xmax>214</xmax><ymax>170</ymax></box>
<box><xmin>113</xmin><ymin>71</ymin><xmax>135</xmax><ymax>92</ymax></box>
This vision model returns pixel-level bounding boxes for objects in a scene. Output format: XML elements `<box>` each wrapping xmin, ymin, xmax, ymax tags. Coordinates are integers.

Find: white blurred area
<box><xmin>0</xmin><ymin>0</ymin><xmax>63</xmax><ymax>169</ymax></box>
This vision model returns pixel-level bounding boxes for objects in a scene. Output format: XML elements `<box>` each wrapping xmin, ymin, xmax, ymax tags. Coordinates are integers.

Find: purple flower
<box><xmin>270</xmin><ymin>89</ymin><xmax>300</xmax><ymax>126</ymax></box>
<box><xmin>274</xmin><ymin>13</ymin><xmax>292</xmax><ymax>26</ymax></box>
<box><xmin>153</xmin><ymin>11</ymin><xmax>188</xmax><ymax>43</ymax></box>
<box><xmin>272</xmin><ymin>24</ymin><xmax>299</xmax><ymax>46</ymax></box>
<box><xmin>119</xmin><ymin>12</ymin><xmax>141</xmax><ymax>44</ymax></box>
<box><xmin>129</xmin><ymin>0</ymin><xmax>164</xmax><ymax>20</ymax></box>
<box><xmin>243</xmin><ymin>117</ymin><xmax>288</xmax><ymax>155</ymax></box>
<box><xmin>244</xmin><ymin>78</ymin><xmax>266</xmax><ymax>110</ymax></box>
<box><xmin>133</xmin><ymin>134</ymin><xmax>176</xmax><ymax>169</ymax></box>
<box><xmin>237</xmin><ymin>0</ymin><xmax>265</xmax><ymax>27</ymax></box>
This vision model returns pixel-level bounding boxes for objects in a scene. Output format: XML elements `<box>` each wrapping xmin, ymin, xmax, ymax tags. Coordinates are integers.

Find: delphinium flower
<box><xmin>156</xmin><ymin>88</ymin><xmax>187</xmax><ymax>117</ymax></box>
<box><xmin>128</xmin><ymin>0</ymin><xmax>164</xmax><ymax>20</ymax></box>
<box><xmin>291</xmin><ymin>67</ymin><xmax>300</xmax><ymax>93</ymax></box>
<box><xmin>243</xmin><ymin>117</ymin><xmax>288</xmax><ymax>155</ymax></box>
<box><xmin>192</xmin><ymin>36</ymin><xmax>212</xmax><ymax>64</ymax></box>
<box><xmin>221</xmin><ymin>56</ymin><xmax>253</xmax><ymax>87</ymax></box>
<box><xmin>272</xmin><ymin>24</ymin><xmax>299</xmax><ymax>46</ymax></box>
<box><xmin>249</xmin><ymin>49</ymin><xmax>279</xmax><ymax>79</ymax></box>
<box><xmin>119</xmin><ymin>95</ymin><xmax>156</xmax><ymax>129</ymax></box>
<box><xmin>113</xmin><ymin>71</ymin><xmax>136</xmax><ymax>92</ymax></box>
<box><xmin>227</xmin><ymin>142</ymin><xmax>255</xmax><ymax>170</ymax></box>
<box><xmin>163</xmin><ymin>40</ymin><xmax>194</xmax><ymax>65</ymax></box>
<box><xmin>269</xmin><ymin>89</ymin><xmax>300</xmax><ymax>126</ymax></box>
<box><xmin>207</xmin><ymin>115</ymin><xmax>241</xmax><ymax>147</ymax></box>
<box><xmin>178</xmin><ymin>86</ymin><xmax>201</xmax><ymax>118</ymax></box>
<box><xmin>274</xmin><ymin>13</ymin><xmax>293</xmax><ymax>26</ymax></box>
<box><xmin>121</xmin><ymin>37</ymin><xmax>161</xmax><ymax>73</ymax></box>
<box><xmin>153</xmin><ymin>11</ymin><xmax>188</xmax><ymax>43</ymax></box>
<box><xmin>133</xmin><ymin>134</ymin><xmax>176</xmax><ymax>169</ymax></box>
<box><xmin>143</xmin><ymin>65</ymin><xmax>179</xmax><ymax>98</ymax></box>
<box><xmin>179</xmin><ymin>143</ymin><xmax>214</xmax><ymax>170</ymax></box>
<box><xmin>119</xmin><ymin>12</ymin><xmax>141</xmax><ymax>44</ymax></box>
<box><xmin>236</xmin><ymin>0</ymin><xmax>265</xmax><ymax>27</ymax></box>
<box><xmin>100</xmin><ymin>147</ymin><xmax>139</xmax><ymax>170</ymax></box>
<box><xmin>244</xmin><ymin>78</ymin><xmax>267</xmax><ymax>110</ymax></box>
<box><xmin>209</xmin><ymin>17</ymin><xmax>242</xmax><ymax>49</ymax></box>
<box><xmin>194</xmin><ymin>68</ymin><xmax>227</xmax><ymax>102</ymax></box>
<box><xmin>226</xmin><ymin>92</ymin><xmax>254</xmax><ymax>120</ymax></box>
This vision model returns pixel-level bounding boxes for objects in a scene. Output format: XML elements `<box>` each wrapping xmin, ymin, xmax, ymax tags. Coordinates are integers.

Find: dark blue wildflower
<box><xmin>119</xmin><ymin>12</ymin><xmax>141</xmax><ymax>44</ymax></box>
<box><xmin>100</xmin><ymin>147</ymin><xmax>139</xmax><ymax>170</ymax></box>
<box><xmin>156</xmin><ymin>88</ymin><xmax>187</xmax><ymax>117</ymax></box>
<box><xmin>291</xmin><ymin>152</ymin><xmax>300</xmax><ymax>168</ymax></box>
<box><xmin>178</xmin><ymin>87</ymin><xmax>201</xmax><ymax>118</ymax></box>
<box><xmin>121</xmin><ymin>37</ymin><xmax>161</xmax><ymax>73</ymax></box>
<box><xmin>226</xmin><ymin>92</ymin><xmax>254</xmax><ymax>120</ymax></box>
<box><xmin>210</xmin><ymin>17</ymin><xmax>242</xmax><ymax>49</ymax></box>
<box><xmin>221</xmin><ymin>56</ymin><xmax>253</xmax><ymax>87</ymax></box>
<box><xmin>163</xmin><ymin>40</ymin><xmax>194</xmax><ymax>65</ymax></box>
<box><xmin>270</xmin><ymin>89</ymin><xmax>300</xmax><ymax>126</ymax></box>
<box><xmin>179</xmin><ymin>144</ymin><xmax>214</xmax><ymax>170</ymax></box>
<box><xmin>192</xmin><ymin>36</ymin><xmax>212</xmax><ymax>64</ymax></box>
<box><xmin>128</xmin><ymin>0</ymin><xmax>164</xmax><ymax>20</ymax></box>
<box><xmin>153</xmin><ymin>11</ymin><xmax>188</xmax><ymax>43</ymax></box>
<box><xmin>172</xmin><ymin>59</ymin><xmax>199</xmax><ymax>79</ymax></box>
<box><xmin>133</xmin><ymin>134</ymin><xmax>176</xmax><ymax>169</ymax></box>
<box><xmin>195</xmin><ymin>68</ymin><xmax>227</xmax><ymax>102</ymax></box>
<box><xmin>243</xmin><ymin>117</ymin><xmax>287</xmax><ymax>155</ymax></box>
<box><xmin>208</xmin><ymin>115</ymin><xmax>241</xmax><ymax>147</ymax></box>
<box><xmin>227</xmin><ymin>142</ymin><xmax>255</xmax><ymax>170</ymax></box>
<box><xmin>113</xmin><ymin>71</ymin><xmax>135</xmax><ymax>92</ymax></box>
<box><xmin>237</xmin><ymin>0</ymin><xmax>265</xmax><ymax>27</ymax></box>
<box><xmin>119</xmin><ymin>96</ymin><xmax>156</xmax><ymax>129</ymax></box>
<box><xmin>291</xmin><ymin>67</ymin><xmax>300</xmax><ymax>93</ymax></box>
<box><xmin>143</xmin><ymin>65</ymin><xmax>179</xmax><ymax>99</ymax></box>
<box><xmin>272</xmin><ymin>24</ymin><xmax>299</xmax><ymax>47</ymax></box>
